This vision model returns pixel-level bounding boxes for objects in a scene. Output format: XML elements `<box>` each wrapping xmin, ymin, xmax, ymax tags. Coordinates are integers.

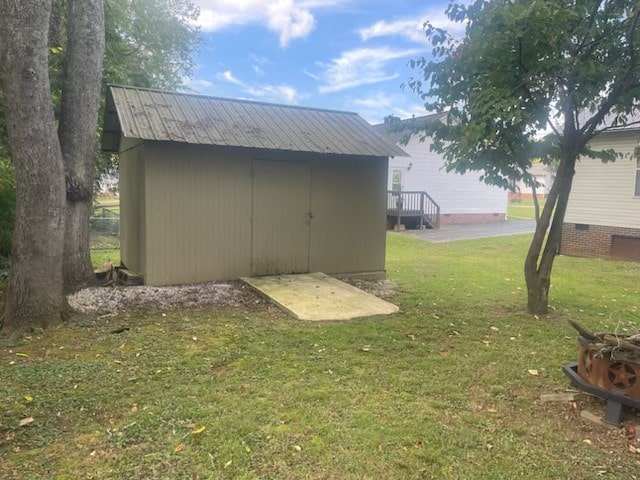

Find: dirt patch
<box><xmin>540</xmin><ymin>392</ymin><xmax>640</xmax><ymax>465</ymax></box>
<box><xmin>68</xmin><ymin>281</ymin><xmax>264</xmax><ymax>315</ymax></box>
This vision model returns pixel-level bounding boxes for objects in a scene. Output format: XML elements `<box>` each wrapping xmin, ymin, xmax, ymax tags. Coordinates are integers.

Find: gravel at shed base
<box><xmin>67</xmin><ymin>278</ymin><xmax>397</xmax><ymax>316</ymax></box>
<box><xmin>68</xmin><ymin>281</ymin><xmax>262</xmax><ymax>315</ymax></box>
<box><xmin>343</xmin><ymin>278</ymin><xmax>397</xmax><ymax>299</ymax></box>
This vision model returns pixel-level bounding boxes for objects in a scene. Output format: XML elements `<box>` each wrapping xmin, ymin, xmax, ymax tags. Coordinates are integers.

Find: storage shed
<box><xmin>102</xmin><ymin>85</ymin><xmax>406</xmax><ymax>285</ymax></box>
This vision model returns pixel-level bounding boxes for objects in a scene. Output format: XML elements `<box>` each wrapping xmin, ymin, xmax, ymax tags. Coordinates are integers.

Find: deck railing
<box><xmin>387</xmin><ymin>190</ymin><xmax>440</xmax><ymax>229</ymax></box>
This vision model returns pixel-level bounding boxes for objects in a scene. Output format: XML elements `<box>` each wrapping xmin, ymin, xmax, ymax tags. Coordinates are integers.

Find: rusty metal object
<box><xmin>577</xmin><ymin>340</ymin><xmax>640</xmax><ymax>400</ymax></box>
<box><xmin>564</xmin><ymin>362</ymin><xmax>640</xmax><ymax>425</ymax></box>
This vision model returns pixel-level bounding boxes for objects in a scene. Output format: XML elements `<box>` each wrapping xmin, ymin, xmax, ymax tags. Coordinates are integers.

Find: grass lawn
<box><xmin>90</xmin><ymin>248</ymin><xmax>121</xmax><ymax>268</ymax></box>
<box><xmin>508</xmin><ymin>198</ymin><xmax>546</xmax><ymax>220</ymax></box>
<box><xmin>2</xmin><ymin>234</ymin><xmax>639</xmax><ymax>479</ymax></box>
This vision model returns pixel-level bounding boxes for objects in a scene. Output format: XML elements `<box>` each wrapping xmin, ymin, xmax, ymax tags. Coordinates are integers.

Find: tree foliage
<box><xmin>96</xmin><ymin>0</ymin><xmax>200</xmax><ymax>178</ymax></box>
<box><xmin>407</xmin><ymin>0</ymin><xmax>640</xmax><ymax>314</ymax></box>
<box><xmin>103</xmin><ymin>0</ymin><xmax>200</xmax><ymax>90</ymax></box>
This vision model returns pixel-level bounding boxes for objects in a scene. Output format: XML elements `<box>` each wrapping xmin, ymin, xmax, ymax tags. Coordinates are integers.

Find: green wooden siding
<box><xmin>251</xmin><ymin>160</ymin><xmax>311</xmax><ymax>276</ymax></box>
<box><xmin>120</xmin><ymin>142</ymin><xmax>389</xmax><ymax>285</ymax></box>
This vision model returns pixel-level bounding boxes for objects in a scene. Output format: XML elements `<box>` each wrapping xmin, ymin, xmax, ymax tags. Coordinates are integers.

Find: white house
<box><xmin>510</xmin><ymin>162</ymin><xmax>555</xmax><ymax>200</ymax></box>
<box><xmin>561</xmin><ymin>120</ymin><xmax>640</xmax><ymax>262</ymax></box>
<box><xmin>374</xmin><ymin>115</ymin><xmax>508</xmax><ymax>227</ymax></box>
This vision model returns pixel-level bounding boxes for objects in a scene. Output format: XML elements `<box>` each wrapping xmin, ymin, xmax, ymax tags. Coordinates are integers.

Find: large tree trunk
<box><xmin>58</xmin><ymin>0</ymin><xmax>105</xmax><ymax>292</ymax></box>
<box><xmin>524</xmin><ymin>151</ymin><xmax>577</xmax><ymax>315</ymax></box>
<box><xmin>0</xmin><ymin>0</ymin><xmax>67</xmax><ymax>336</ymax></box>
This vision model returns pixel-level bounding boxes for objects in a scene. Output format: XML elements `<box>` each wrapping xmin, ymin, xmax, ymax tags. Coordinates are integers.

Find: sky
<box><xmin>184</xmin><ymin>0</ymin><xmax>465</xmax><ymax>125</ymax></box>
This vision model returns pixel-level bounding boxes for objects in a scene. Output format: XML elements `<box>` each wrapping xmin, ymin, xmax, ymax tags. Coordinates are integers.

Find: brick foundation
<box><xmin>561</xmin><ymin>223</ymin><xmax>640</xmax><ymax>261</ymax></box>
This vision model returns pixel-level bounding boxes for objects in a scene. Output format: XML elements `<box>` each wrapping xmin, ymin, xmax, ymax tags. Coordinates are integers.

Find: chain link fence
<box><xmin>90</xmin><ymin>204</ymin><xmax>120</xmax><ymax>250</ymax></box>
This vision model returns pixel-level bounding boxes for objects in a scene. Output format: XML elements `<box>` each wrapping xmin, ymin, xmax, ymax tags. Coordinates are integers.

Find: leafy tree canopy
<box><xmin>102</xmin><ymin>0</ymin><xmax>200</xmax><ymax>90</ymax></box>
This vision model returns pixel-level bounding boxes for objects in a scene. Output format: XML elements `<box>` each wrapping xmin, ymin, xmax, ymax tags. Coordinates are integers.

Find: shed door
<box><xmin>252</xmin><ymin>160</ymin><xmax>311</xmax><ymax>276</ymax></box>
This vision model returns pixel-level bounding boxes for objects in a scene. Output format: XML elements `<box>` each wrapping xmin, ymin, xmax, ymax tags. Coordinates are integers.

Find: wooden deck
<box><xmin>387</xmin><ymin>191</ymin><xmax>440</xmax><ymax>229</ymax></box>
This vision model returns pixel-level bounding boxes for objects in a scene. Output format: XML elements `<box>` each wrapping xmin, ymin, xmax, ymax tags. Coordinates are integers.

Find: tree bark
<box><xmin>0</xmin><ymin>0</ymin><xmax>67</xmax><ymax>336</ymax></box>
<box><xmin>58</xmin><ymin>0</ymin><xmax>105</xmax><ymax>292</ymax></box>
<box><xmin>524</xmin><ymin>150</ymin><xmax>577</xmax><ymax>315</ymax></box>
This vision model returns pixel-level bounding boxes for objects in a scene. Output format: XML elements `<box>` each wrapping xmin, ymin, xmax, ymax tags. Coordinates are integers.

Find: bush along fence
<box><xmin>91</xmin><ymin>204</ymin><xmax>120</xmax><ymax>250</ymax></box>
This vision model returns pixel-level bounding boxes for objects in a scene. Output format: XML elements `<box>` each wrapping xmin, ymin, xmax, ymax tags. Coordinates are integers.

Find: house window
<box><xmin>392</xmin><ymin>169</ymin><xmax>402</xmax><ymax>191</ymax></box>
<box><xmin>636</xmin><ymin>157</ymin><xmax>640</xmax><ymax>197</ymax></box>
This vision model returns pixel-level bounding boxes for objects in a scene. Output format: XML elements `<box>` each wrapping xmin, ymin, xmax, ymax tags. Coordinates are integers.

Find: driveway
<box><xmin>397</xmin><ymin>220</ymin><xmax>536</xmax><ymax>243</ymax></box>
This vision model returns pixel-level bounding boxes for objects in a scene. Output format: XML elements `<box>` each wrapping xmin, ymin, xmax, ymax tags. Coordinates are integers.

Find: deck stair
<box><xmin>387</xmin><ymin>190</ymin><xmax>440</xmax><ymax>230</ymax></box>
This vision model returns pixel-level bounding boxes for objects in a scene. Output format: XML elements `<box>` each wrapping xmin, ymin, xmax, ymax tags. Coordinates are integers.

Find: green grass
<box><xmin>91</xmin><ymin>248</ymin><xmax>121</xmax><ymax>268</ymax></box>
<box><xmin>508</xmin><ymin>198</ymin><xmax>546</xmax><ymax>220</ymax></box>
<box><xmin>2</xmin><ymin>234</ymin><xmax>639</xmax><ymax>479</ymax></box>
<box><xmin>95</xmin><ymin>205</ymin><xmax>120</xmax><ymax>215</ymax></box>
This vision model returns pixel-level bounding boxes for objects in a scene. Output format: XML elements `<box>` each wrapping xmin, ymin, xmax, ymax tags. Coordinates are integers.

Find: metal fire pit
<box><xmin>563</xmin><ymin>362</ymin><xmax>640</xmax><ymax>425</ymax></box>
<box><xmin>564</xmin><ymin>335</ymin><xmax>640</xmax><ymax>425</ymax></box>
<box><xmin>576</xmin><ymin>336</ymin><xmax>640</xmax><ymax>398</ymax></box>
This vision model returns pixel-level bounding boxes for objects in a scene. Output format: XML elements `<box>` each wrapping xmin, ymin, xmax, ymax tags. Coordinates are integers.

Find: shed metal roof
<box><xmin>102</xmin><ymin>85</ymin><xmax>407</xmax><ymax>157</ymax></box>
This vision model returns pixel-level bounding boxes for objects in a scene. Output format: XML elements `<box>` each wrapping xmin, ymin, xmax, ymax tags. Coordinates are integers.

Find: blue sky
<box><xmin>186</xmin><ymin>1</ymin><xmax>465</xmax><ymax>124</ymax></box>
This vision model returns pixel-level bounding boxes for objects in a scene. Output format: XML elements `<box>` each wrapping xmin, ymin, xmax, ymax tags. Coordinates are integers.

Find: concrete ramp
<box><xmin>241</xmin><ymin>272</ymin><xmax>399</xmax><ymax>321</ymax></box>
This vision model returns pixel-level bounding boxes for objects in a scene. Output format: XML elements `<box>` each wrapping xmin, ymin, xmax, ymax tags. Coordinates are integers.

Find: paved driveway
<box><xmin>397</xmin><ymin>220</ymin><xmax>537</xmax><ymax>243</ymax></box>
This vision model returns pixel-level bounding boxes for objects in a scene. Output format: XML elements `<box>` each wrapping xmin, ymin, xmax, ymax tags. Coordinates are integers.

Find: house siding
<box><xmin>564</xmin><ymin>131</ymin><xmax>640</xmax><ymax>229</ymax></box>
<box><xmin>388</xmin><ymin>135</ymin><xmax>508</xmax><ymax>222</ymax></box>
<box><xmin>561</xmin><ymin>129</ymin><xmax>640</xmax><ymax>261</ymax></box>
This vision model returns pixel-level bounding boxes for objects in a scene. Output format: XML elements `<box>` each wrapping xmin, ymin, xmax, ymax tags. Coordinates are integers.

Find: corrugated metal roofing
<box><xmin>102</xmin><ymin>85</ymin><xmax>407</xmax><ymax>157</ymax></box>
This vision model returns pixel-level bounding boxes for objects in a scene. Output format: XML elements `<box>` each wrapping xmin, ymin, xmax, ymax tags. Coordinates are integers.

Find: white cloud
<box><xmin>311</xmin><ymin>47</ymin><xmax>423</xmax><ymax>93</ymax></box>
<box><xmin>217</xmin><ymin>70</ymin><xmax>245</xmax><ymax>86</ymax></box>
<box><xmin>359</xmin><ymin>9</ymin><xmax>468</xmax><ymax>44</ymax></box>
<box><xmin>348</xmin><ymin>92</ymin><xmax>428</xmax><ymax>124</ymax></box>
<box><xmin>193</xmin><ymin>0</ymin><xmax>346</xmax><ymax>46</ymax></box>
<box><xmin>183</xmin><ymin>78</ymin><xmax>215</xmax><ymax>90</ymax></box>
<box><xmin>249</xmin><ymin>54</ymin><xmax>271</xmax><ymax>76</ymax></box>
<box><xmin>247</xmin><ymin>85</ymin><xmax>299</xmax><ymax>104</ymax></box>
<box><xmin>266</xmin><ymin>1</ymin><xmax>315</xmax><ymax>47</ymax></box>
<box><xmin>216</xmin><ymin>69</ymin><xmax>299</xmax><ymax>104</ymax></box>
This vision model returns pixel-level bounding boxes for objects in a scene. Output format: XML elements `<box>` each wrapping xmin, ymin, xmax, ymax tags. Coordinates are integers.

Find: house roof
<box><xmin>372</xmin><ymin>113</ymin><xmax>444</xmax><ymax>144</ymax></box>
<box><xmin>594</xmin><ymin>110</ymin><xmax>640</xmax><ymax>133</ymax></box>
<box><xmin>102</xmin><ymin>85</ymin><xmax>407</xmax><ymax>157</ymax></box>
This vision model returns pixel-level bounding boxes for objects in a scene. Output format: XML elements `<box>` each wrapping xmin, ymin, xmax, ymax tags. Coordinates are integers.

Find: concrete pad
<box><xmin>241</xmin><ymin>272</ymin><xmax>399</xmax><ymax>321</ymax></box>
